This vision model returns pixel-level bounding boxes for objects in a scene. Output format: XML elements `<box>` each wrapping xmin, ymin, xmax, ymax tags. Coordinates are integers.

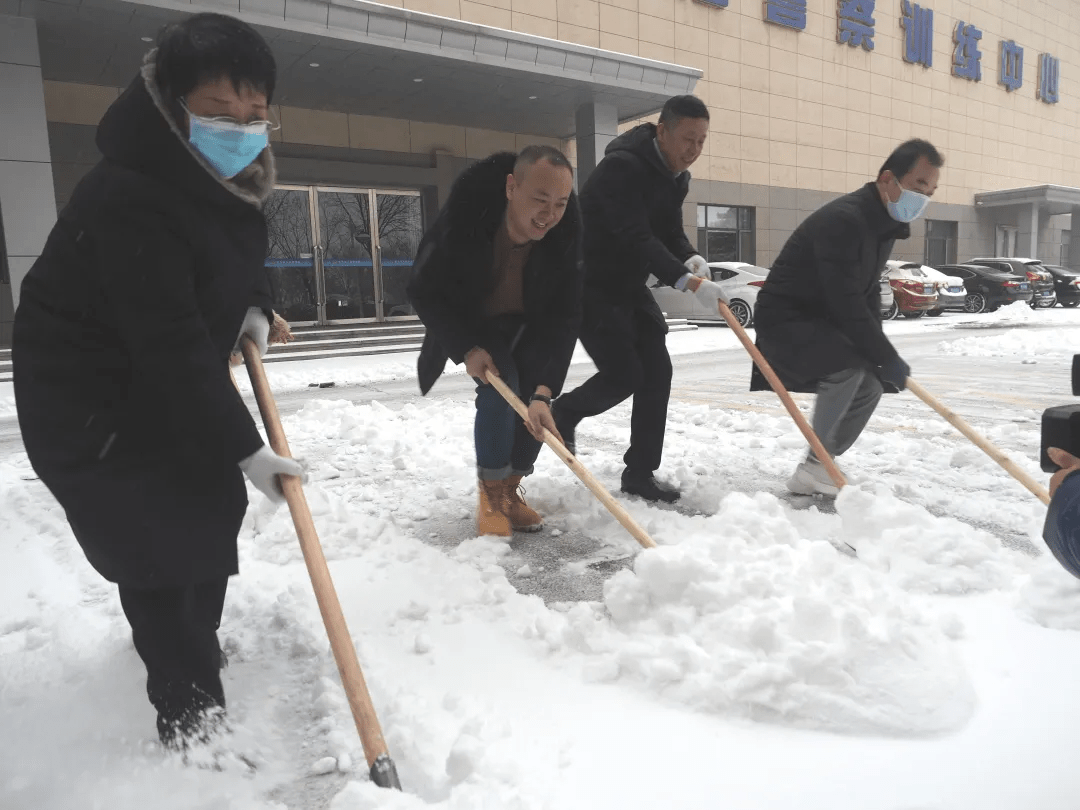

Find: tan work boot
<box><xmin>504</xmin><ymin>475</ymin><xmax>544</xmax><ymax>533</ymax></box>
<box><xmin>477</xmin><ymin>480</ymin><xmax>512</xmax><ymax>537</ymax></box>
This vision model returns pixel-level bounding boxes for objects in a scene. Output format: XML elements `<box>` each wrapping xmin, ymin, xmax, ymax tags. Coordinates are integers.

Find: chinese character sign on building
<box><xmin>1038</xmin><ymin>54</ymin><xmax>1061</xmax><ymax>103</ymax></box>
<box><xmin>837</xmin><ymin>0</ymin><xmax>875</xmax><ymax>51</ymax></box>
<box><xmin>999</xmin><ymin>40</ymin><xmax>1023</xmax><ymax>91</ymax></box>
<box><xmin>952</xmin><ymin>21</ymin><xmax>982</xmax><ymax>80</ymax></box>
<box><xmin>900</xmin><ymin>0</ymin><xmax>933</xmax><ymax>68</ymax></box>
<box><xmin>763</xmin><ymin>0</ymin><xmax>807</xmax><ymax>31</ymax></box>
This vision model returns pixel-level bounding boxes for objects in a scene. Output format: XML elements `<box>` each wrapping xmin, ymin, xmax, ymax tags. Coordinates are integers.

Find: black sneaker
<box><xmin>621</xmin><ymin>471</ymin><xmax>680</xmax><ymax>503</ymax></box>
<box><xmin>551</xmin><ymin>399</ymin><xmax>577</xmax><ymax>455</ymax></box>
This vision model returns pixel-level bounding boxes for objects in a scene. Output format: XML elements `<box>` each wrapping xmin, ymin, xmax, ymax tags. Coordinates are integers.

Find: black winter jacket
<box><xmin>407</xmin><ymin>152</ymin><xmax>583</xmax><ymax>396</ymax></box>
<box><xmin>579</xmin><ymin>123</ymin><xmax>698</xmax><ymax>316</ymax></box>
<box><xmin>752</xmin><ymin>183</ymin><xmax>908</xmax><ymax>392</ymax></box>
<box><xmin>13</xmin><ymin>59</ymin><xmax>275</xmax><ymax>587</ymax></box>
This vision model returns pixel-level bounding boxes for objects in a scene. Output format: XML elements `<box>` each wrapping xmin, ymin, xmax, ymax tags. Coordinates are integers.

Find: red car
<box><xmin>882</xmin><ymin>264</ymin><xmax>939</xmax><ymax>319</ymax></box>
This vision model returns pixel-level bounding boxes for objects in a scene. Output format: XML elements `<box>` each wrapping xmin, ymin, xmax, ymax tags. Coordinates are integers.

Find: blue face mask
<box><xmin>187</xmin><ymin>113</ymin><xmax>270</xmax><ymax>179</ymax></box>
<box><xmin>886</xmin><ymin>177</ymin><xmax>931</xmax><ymax>223</ymax></box>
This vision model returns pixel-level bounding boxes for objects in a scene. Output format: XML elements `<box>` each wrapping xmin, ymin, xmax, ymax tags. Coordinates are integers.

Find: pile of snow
<box><xmin>521</xmin><ymin>487</ymin><xmax>982</xmax><ymax>736</ymax></box>
<box><xmin>5</xmin><ymin>374</ymin><xmax>1080</xmax><ymax>809</ymax></box>
<box><xmin>836</xmin><ymin>485</ymin><xmax>1016</xmax><ymax>594</ymax></box>
<box><xmin>937</xmin><ymin>303</ymin><xmax>1080</xmax><ymax>358</ymax></box>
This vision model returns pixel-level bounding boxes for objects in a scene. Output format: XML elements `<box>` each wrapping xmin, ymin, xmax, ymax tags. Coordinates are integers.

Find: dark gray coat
<box><xmin>752</xmin><ymin>183</ymin><xmax>908</xmax><ymax>392</ymax></box>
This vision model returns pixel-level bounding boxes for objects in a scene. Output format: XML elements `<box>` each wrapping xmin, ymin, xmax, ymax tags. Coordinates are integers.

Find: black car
<box><xmin>966</xmin><ymin>257</ymin><xmax>1057</xmax><ymax>308</ymax></box>
<box><xmin>934</xmin><ymin>263</ymin><xmax>1034</xmax><ymax>313</ymax></box>
<box><xmin>1042</xmin><ymin>264</ymin><xmax>1080</xmax><ymax>308</ymax></box>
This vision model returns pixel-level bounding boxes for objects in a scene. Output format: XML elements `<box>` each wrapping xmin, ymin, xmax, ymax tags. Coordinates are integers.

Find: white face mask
<box><xmin>886</xmin><ymin>176</ymin><xmax>931</xmax><ymax>223</ymax></box>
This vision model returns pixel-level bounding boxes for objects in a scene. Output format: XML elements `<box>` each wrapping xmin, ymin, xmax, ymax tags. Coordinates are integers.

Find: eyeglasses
<box><xmin>179</xmin><ymin>99</ymin><xmax>280</xmax><ymax>134</ymax></box>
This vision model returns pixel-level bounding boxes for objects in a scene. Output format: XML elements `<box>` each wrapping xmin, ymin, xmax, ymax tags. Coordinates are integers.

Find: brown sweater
<box><xmin>485</xmin><ymin>220</ymin><xmax>532</xmax><ymax>317</ymax></box>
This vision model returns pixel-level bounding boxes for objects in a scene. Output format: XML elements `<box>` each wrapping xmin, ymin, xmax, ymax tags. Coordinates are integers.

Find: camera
<box><xmin>1041</xmin><ymin>355</ymin><xmax>1080</xmax><ymax>472</ymax></box>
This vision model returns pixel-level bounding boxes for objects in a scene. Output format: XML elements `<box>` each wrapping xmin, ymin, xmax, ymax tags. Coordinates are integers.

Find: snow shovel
<box><xmin>485</xmin><ymin>372</ymin><xmax>657</xmax><ymax>550</ymax></box>
<box><xmin>906</xmin><ymin>377</ymin><xmax>1051</xmax><ymax>505</ymax></box>
<box><xmin>715</xmin><ymin>301</ymin><xmax>847</xmax><ymax>490</ymax></box>
<box><xmin>240</xmin><ymin>337</ymin><xmax>403</xmax><ymax>790</ymax></box>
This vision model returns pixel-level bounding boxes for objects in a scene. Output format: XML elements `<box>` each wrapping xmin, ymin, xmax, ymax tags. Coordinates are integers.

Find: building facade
<box><xmin>1</xmin><ymin>0</ymin><xmax>1077</xmax><ymax>342</ymax></box>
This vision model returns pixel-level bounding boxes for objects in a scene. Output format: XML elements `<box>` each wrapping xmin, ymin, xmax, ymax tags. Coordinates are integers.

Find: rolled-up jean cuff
<box><xmin>511</xmin><ymin>466</ymin><xmax>534</xmax><ymax>478</ymax></box>
<box><xmin>477</xmin><ymin>464</ymin><xmax>512</xmax><ymax>481</ymax></box>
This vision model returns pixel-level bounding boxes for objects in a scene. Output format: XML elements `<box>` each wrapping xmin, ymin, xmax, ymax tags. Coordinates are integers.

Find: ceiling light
<box><xmin>414</xmin><ymin>78</ymin><xmax>423</xmax><ymax>82</ymax></box>
<box><xmin>529</xmin><ymin>95</ymin><xmax>537</xmax><ymax>99</ymax></box>
<box><xmin>140</xmin><ymin>36</ymin><xmax>152</xmax><ymax>42</ymax></box>
<box><xmin>309</xmin><ymin>62</ymin><xmax>320</xmax><ymax>67</ymax></box>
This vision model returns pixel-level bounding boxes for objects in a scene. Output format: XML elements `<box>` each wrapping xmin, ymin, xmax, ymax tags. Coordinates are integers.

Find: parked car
<box><xmin>1042</xmin><ymin>264</ymin><xmax>1080</xmax><ymax>308</ymax></box>
<box><xmin>885</xmin><ymin>260</ymin><xmax>964</xmax><ymax>316</ymax></box>
<box><xmin>647</xmin><ymin>262</ymin><xmax>769</xmax><ymax>327</ymax></box>
<box><xmin>882</xmin><ymin>262</ymin><xmax>939</xmax><ymax>318</ymax></box>
<box><xmin>933</xmin><ymin>263</ymin><xmax>1034</xmax><ymax>313</ymax></box>
<box><xmin>879</xmin><ymin>273</ymin><xmax>895</xmax><ymax>319</ymax></box>
<box><xmin>966</xmin><ymin>257</ymin><xmax>1057</xmax><ymax>308</ymax></box>
<box><xmin>708</xmin><ymin>262</ymin><xmax>769</xmax><ymax>326</ymax></box>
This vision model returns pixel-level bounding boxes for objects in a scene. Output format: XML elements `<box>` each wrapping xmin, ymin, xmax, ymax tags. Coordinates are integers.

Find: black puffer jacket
<box><xmin>407</xmin><ymin>152</ymin><xmax>583</xmax><ymax>396</ymax></box>
<box><xmin>752</xmin><ymin>183</ymin><xmax>908</xmax><ymax>392</ymax></box>
<box><xmin>13</xmin><ymin>58</ymin><xmax>275</xmax><ymax>587</ymax></box>
<box><xmin>579</xmin><ymin>123</ymin><xmax>697</xmax><ymax>320</ymax></box>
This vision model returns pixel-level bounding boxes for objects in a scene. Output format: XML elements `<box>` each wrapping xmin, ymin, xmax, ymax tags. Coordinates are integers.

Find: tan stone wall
<box><xmin>417</xmin><ymin>0</ymin><xmax>1078</xmax><ymax>204</ymax></box>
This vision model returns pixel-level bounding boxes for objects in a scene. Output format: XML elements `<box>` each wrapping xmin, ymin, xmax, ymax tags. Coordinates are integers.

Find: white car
<box><xmin>707</xmin><ymin>262</ymin><xmax>769</xmax><ymax>326</ymax></box>
<box><xmin>884</xmin><ymin>260</ymin><xmax>965</xmax><ymax>316</ymax></box>
<box><xmin>647</xmin><ymin>262</ymin><xmax>769</xmax><ymax>327</ymax></box>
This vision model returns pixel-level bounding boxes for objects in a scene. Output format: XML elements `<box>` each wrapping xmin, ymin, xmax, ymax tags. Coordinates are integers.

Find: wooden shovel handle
<box><xmin>240</xmin><ymin>338</ymin><xmax>395</xmax><ymax>768</ymax></box>
<box><xmin>716</xmin><ymin>300</ymin><xmax>847</xmax><ymax>490</ymax></box>
<box><xmin>485</xmin><ymin>372</ymin><xmax>657</xmax><ymax>550</ymax></box>
<box><xmin>906</xmin><ymin>377</ymin><xmax>1050</xmax><ymax>505</ymax></box>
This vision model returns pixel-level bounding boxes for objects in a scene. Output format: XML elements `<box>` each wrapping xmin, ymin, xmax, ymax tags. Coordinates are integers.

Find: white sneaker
<box><xmin>786</xmin><ymin>458</ymin><xmax>841</xmax><ymax>497</ymax></box>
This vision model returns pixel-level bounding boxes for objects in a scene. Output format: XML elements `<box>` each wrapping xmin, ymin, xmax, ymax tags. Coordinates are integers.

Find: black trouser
<box><xmin>556</xmin><ymin>302</ymin><xmax>672</xmax><ymax>475</ymax></box>
<box><xmin>118</xmin><ymin>577</ymin><xmax>228</xmax><ymax>745</ymax></box>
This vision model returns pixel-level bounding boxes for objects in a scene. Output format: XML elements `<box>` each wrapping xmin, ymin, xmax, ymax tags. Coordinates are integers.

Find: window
<box><xmin>924</xmin><ymin>219</ymin><xmax>957</xmax><ymax>266</ymax></box>
<box><xmin>697</xmin><ymin>205</ymin><xmax>755</xmax><ymax>264</ymax></box>
<box><xmin>1063</xmin><ymin>231</ymin><xmax>1071</xmax><ymax>267</ymax></box>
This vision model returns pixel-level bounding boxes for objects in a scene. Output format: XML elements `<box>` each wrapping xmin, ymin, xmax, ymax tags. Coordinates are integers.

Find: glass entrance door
<box><xmin>263</xmin><ymin>185</ymin><xmax>423</xmax><ymax>325</ymax></box>
<box><xmin>264</xmin><ymin>187</ymin><xmax>318</xmax><ymax>324</ymax></box>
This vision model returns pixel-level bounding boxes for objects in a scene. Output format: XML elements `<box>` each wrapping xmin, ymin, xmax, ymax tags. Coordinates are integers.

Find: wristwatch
<box><xmin>530</xmin><ymin>393</ymin><xmax>552</xmax><ymax>406</ymax></box>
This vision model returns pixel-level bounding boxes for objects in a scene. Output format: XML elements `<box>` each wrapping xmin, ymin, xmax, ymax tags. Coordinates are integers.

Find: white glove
<box><xmin>238</xmin><ymin>445</ymin><xmax>305</xmax><ymax>503</ymax></box>
<box><xmin>693</xmin><ymin>278</ymin><xmax>729</xmax><ymax>310</ymax></box>
<box><xmin>235</xmin><ymin>307</ymin><xmax>271</xmax><ymax>357</ymax></box>
<box><xmin>684</xmin><ymin>255</ymin><xmax>710</xmax><ymax>278</ymax></box>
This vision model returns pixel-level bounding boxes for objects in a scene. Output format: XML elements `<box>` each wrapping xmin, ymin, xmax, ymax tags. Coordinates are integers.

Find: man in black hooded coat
<box><xmin>553</xmin><ymin>95</ymin><xmax>726</xmax><ymax>503</ymax></box>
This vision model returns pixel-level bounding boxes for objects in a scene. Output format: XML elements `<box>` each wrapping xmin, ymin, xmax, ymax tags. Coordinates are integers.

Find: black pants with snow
<box><xmin>118</xmin><ymin>577</ymin><xmax>228</xmax><ymax>745</ymax></box>
<box><xmin>555</xmin><ymin>300</ymin><xmax>672</xmax><ymax>475</ymax></box>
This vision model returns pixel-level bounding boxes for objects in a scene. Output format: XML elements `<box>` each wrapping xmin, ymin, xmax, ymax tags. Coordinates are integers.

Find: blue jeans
<box><xmin>474</xmin><ymin>354</ymin><xmax>543</xmax><ymax>481</ymax></box>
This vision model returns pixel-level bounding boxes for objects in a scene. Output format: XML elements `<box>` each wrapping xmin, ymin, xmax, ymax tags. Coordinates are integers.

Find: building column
<box><xmin>574</xmin><ymin>101</ymin><xmax>618</xmax><ymax>190</ymax></box>
<box><xmin>1066</xmin><ymin>206</ymin><xmax>1080</xmax><ymax>271</ymax></box>
<box><xmin>1028</xmin><ymin>201</ymin><xmax>1041</xmax><ymax>259</ymax></box>
<box><xmin>0</xmin><ymin>14</ymin><xmax>57</xmax><ymax>343</ymax></box>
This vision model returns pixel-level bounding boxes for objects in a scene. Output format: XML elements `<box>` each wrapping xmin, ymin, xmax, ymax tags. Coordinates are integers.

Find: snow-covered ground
<box><xmin>4</xmin><ymin>304</ymin><xmax>1080</xmax><ymax>810</ymax></box>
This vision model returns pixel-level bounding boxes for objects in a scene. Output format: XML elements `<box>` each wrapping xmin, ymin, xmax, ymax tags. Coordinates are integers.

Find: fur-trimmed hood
<box><xmin>95</xmin><ymin>52</ymin><xmax>276</xmax><ymax>210</ymax></box>
<box><xmin>440</xmin><ymin>151</ymin><xmax>579</xmax><ymax>264</ymax></box>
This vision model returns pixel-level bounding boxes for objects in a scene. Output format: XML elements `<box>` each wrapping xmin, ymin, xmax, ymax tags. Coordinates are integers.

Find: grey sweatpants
<box><xmin>810</xmin><ymin>368</ymin><xmax>884</xmax><ymax>459</ymax></box>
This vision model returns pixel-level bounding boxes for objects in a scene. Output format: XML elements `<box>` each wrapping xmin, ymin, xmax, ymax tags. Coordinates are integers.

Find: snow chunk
<box><xmin>837</xmin><ymin>485</ymin><xmax>1016</xmax><ymax>595</ymax></box>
